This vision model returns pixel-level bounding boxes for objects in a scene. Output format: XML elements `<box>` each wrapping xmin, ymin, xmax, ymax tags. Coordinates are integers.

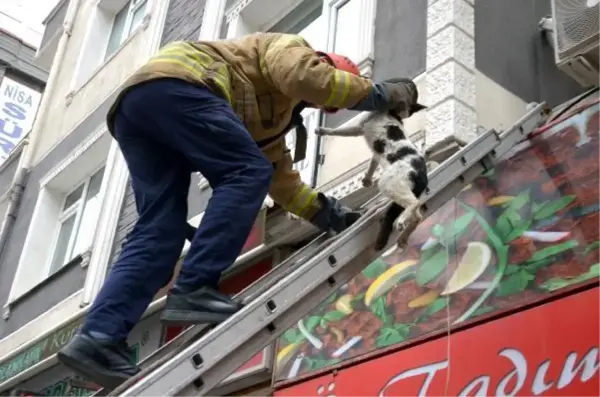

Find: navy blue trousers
<box><xmin>83</xmin><ymin>79</ymin><xmax>273</xmax><ymax>341</ymax></box>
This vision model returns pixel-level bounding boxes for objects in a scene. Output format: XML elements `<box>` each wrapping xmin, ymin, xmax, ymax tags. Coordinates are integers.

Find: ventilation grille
<box><xmin>553</xmin><ymin>0</ymin><xmax>600</xmax><ymax>59</ymax></box>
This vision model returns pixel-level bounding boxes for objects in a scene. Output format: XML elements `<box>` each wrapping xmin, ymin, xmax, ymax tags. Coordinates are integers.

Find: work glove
<box><xmin>350</xmin><ymin>78</ymin><xmax>419</xmax><ymax>113</ymax></box>
<box><xmin>310</xmin><ymin>193</ymin><xmax>363</xmax><ymax>234</ymax></box>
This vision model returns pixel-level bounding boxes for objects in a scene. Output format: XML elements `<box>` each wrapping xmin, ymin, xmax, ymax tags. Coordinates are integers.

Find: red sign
<box><xmin>275</xmin><ymin>288</ymin><xmax>600</xmax><ymax>396</ymax></box>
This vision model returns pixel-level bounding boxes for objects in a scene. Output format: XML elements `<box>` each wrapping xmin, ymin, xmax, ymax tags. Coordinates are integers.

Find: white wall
<box><xmin>31</xmin><ymin>0</ymin><xmax>163</xmax><ymax>166</ymax></box>
<box><xmin>476</xmin><ymin>71</ymin><xmax>529</xmax><ymax>132</ymax></box>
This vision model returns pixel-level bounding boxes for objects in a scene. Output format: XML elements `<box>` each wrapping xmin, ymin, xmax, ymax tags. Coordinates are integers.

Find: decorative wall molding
<box><xmin>225</xmin><ymin>0</ymin><xmax>253</xmax><ymax>23</ymax></box>
<box><xmin>39</xmin><ymin>125</ymin><xmax>107</xmax><ymax>188</ymax></box>
<box><xmin>425</xmin><ymin>0</ymin><xmax>476</xmax><ymax>147</ymax></box>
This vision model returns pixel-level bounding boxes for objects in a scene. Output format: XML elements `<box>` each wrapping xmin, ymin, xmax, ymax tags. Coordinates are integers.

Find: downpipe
<box><xmin>0</xmin><ymin>168</ymin><xmax>28</xmax><ymax>261</ymax></box>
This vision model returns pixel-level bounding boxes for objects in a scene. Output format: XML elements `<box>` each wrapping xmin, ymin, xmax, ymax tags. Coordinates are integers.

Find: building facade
<box><xmin>0</xmin><ymin>0</ymin><xmax>173</xmax><ymax>394</ymax></box>
<box><xmin>0</xmin><ymin>0</ymin><xmax>594</xmax><ymax>395</ymax></box>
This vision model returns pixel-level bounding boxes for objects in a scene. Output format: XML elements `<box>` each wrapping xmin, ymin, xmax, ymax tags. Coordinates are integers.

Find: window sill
<box><xmin>3</xmin><ymin>250</ymin><xmax>91</xmax><ymax>320</ymax></box>
<box><xmin>65</xmin><ymin>12</ymin><xmax>153</xmax><ymax>107</ymax></box>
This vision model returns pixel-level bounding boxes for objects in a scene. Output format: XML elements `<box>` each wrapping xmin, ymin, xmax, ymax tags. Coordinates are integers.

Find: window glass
<box><xmin>105</xmin><ymin>3</ymin><xmax>129</xmax><ymax>59</ymax></box>
<box><xmin>72</xmin><ymin>167</ymin><xmax>106</xmax><ymax>255</ymax></box>
<box><xmin>49</xmin><ymin>214</ymin><xmax>77</xmax><ymax>274</ymax></box>
<box><xmin>63</xmin><ymin>184</ymin><xmax>84</xmax><ymax>210</ymax></box>
<box><xmin>297</xmin><ymin>12</ymin><xmax>325</xmax><ymax>51</ymax></box>
<box><xmin>129</xmin><ymin>0</ymin><xmax>147</xmax><ymax>34</ymax></box>
<box><xmin>333</xmin><ymin>0</ymin><xmax>361</xmax><ymax>63</ymax></box>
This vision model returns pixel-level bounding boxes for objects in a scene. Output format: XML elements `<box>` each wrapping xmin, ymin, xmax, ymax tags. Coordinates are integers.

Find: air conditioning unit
<box><xmin>550</xmin><ymin>0</ymin><xmax>600</xmax><ymax>87</ymax></box>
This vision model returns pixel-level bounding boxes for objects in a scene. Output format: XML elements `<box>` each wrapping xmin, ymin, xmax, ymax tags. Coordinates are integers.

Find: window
<box><xmin>9</xmin><ymin>130</ymin><xmax>112</xmax><ymax>302</ymax></box>
<box><xmin>105</xmin><ymin>0</ymin><xmax>148</xmax><ymax>60</ymax></box>
<box><xmin>48</xmin><ymin>167</ymin><xmax>105</xmax><ymax>274</ymax></box>
<box><xmin>330</xmin><ymin>0</ymin><xmax>362</xmax><ymax>64</ymax></box>
<box><xmin>71</xmin><ymin>0</ymin><xmax>149</xmax><ymax>91</ymax></box>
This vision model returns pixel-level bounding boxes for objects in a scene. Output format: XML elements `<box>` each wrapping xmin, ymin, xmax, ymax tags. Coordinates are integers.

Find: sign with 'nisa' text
<box><xmin>0</xmin><ymin>77</ymin><xmax>42</xmax><ymax>165</ymax></box>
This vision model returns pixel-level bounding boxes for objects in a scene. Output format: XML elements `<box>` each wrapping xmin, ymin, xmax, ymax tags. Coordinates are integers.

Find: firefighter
<box><xmin>57</xmin><ymin>32</ymin><xmax>420</xmax><ymax>388</ymax></box>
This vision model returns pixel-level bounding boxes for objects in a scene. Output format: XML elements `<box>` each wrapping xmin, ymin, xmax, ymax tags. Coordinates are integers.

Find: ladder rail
<box><xmin>116</xmin><ymin>103</ymin><xmax>549</xmax><ymax>396</ymax></box>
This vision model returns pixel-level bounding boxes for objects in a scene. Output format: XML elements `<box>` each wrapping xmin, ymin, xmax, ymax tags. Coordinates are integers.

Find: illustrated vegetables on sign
<box><xmin>275</xmin><ymin>176</ymin><xmax>599</xmax><ymax>377</ymax></box>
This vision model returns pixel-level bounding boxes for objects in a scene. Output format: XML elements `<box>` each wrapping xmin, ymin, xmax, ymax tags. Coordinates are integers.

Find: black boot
<box><xmin>160</xmin><ymin>286</ymin><xmax>243</xmax><ymax>326</ymax></box>
<box><xmin>310</xmin><ymin>193</ymin><xmax>364</xmax><ymax>233</ymax></box>
<box><xmin>57</xmin><ymin>333</ymin><xmax>140</xmax><ymax>390</ymax></box>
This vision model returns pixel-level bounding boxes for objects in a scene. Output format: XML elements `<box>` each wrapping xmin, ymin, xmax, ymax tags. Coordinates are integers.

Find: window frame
<box><xmin>46</xmin><ymin>165</ymin><xmax>106</xmax><ymax>276</ymax></box>
<box><xmin>104</xmin><ymin>0</ymin><xmax>149</xmax><ymax>60</ymax></box>
<box><xmin>7</xmin><ymin>129</ymin><xmax>112</xmax><ymax>304</ymax></box>
<box><xmin>68</xmin><ymin>0</ymin><xmax>152</xmax><ymax>97</ymax></box>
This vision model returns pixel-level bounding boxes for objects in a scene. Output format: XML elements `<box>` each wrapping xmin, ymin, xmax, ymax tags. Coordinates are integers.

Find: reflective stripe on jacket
<box><xmin>268</xmin><ymin>141</ymin><xmax>320</xmax><ymax>220</ymax></box>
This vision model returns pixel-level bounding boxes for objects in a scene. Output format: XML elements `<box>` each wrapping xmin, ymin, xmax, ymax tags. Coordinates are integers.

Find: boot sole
<box><xmin>160</xmin><ymin>309</ymin><xmax>233</xmax><ymax>326</ymax></box>
<box><xmin>57</xmin><ymin>350</ymin><xmax>133</xmax><ymax>391</ymax></box>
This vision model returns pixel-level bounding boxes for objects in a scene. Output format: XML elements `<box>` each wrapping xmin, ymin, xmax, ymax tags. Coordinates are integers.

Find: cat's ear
<box><xmin>410</xmin><ymin>103</ymin><xmax>428</xmax><ymax>114</ymax></box>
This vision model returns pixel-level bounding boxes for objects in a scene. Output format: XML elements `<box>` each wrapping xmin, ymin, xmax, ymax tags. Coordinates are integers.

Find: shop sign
<box><xmin>273</xmin><ymin>102</ymin><xmax>600</xmax><ymax>382</ymax></box>
<box><xmin>0</xmin><ymin>77</ymin><xmax>42</xmax><ymax>164</ymax></box>
<box><xmin>0</xmin><ymin>309</ymin><xmax>161</xmax><ymax>390</ymax></box>
<box><xmin>0</xmin><ymin>319</ymin><xmax>82</xmax><ymax>384</ymax></box>
<box><xmin>275</xmin><ymin>287</ymin><xmax>599</xmax><ymax>396</ymax></box>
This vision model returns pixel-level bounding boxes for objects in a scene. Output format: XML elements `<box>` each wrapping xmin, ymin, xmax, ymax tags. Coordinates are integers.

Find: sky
<box><xmin>0</xmin><ymin>0</ymin><xmax>60</xmax><ymax>48</ymax></box>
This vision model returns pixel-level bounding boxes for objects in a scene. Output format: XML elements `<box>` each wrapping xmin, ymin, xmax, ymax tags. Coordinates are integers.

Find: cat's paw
<box><xmin>393</xmin><ymin>216</ymin><xmax>407</xmax><ymax>233</ymax></box>
<box><xmin>314</xmin><ymin>127</ymin><xmax>331</xmax><ymax>136</ymax></box>
<box><xmin>426</xmin><ymin>161</ymin><xmax>439</xmax><ymax>171</ymax></box>
<box><xmin>362</xmin><ymin>177</ymin><xmax>373</xmax><ymax>187</ymax></box>
<box><xmin>393</xmin><ymin>207</ymin><xmax>422</xmax><ymax>245</ymax></box>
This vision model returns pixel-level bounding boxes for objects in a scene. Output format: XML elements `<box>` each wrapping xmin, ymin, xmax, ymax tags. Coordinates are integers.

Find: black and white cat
<box><xmin>315</xmin><ymin>80</ymin><xmax>452</xmax><ymax>250</ymax></box>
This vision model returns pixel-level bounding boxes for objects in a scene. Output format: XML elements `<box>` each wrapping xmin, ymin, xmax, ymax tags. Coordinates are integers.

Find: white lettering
<box><xmin>557</xmin><ymin>347</ymin><xmax>599</xmax><ymax>388</ymax></box>
<box><xmin>496</xmin><ymin>348</ymin><xmax>527</xmax><ymax>396</ymax></box>
<box><xmin>532</xmin><ymin>360</ymin><xmax>554</xmax><ymax>395</ymax></box>
<box><xmin>379</xmin><ymin>360</ymin><xmax>448</xmax><ymax>397</ymax></box>
<box><xmin>458</xmin><ymin>376</ymin><xmax>489</xmax><ymax>396</ymax></box>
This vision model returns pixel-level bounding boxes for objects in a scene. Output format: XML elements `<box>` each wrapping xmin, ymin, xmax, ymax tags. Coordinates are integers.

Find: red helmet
<box><xmin>317</xmin><ymin>52</ymin><xmax>361</xmax><ymax>113</ymax></box>
<box><xmin>317</xmin><ymin>51</ymin><xmax>361</xmax><ymax>76</ymax></box>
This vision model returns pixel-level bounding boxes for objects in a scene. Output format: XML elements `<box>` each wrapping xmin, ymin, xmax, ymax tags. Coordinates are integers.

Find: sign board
<box><xmin>275</xmin><ymin>287</ymin><xmax>600</xmax><ymax>396</ymax></box>
<box><xmin>273</xmin><ymin>102</ymin><xmax>600</xmax><ymax>382</ymax></box>
<box><xmin>6</xmin><ymin>312</ymin><xmax>163</xmax><ymax>396</ymax></box>
<box><xmin>0</xmin><ymin>77</ymin><xmax>42</xmax><ymax>164</ymax></box>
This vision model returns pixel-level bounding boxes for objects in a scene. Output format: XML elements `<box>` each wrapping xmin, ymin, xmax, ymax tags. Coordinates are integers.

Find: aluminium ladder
<box><xmin>102</xmin><ymin>102</ymin><xmax>548</xmax><ymax>396</ymax></box>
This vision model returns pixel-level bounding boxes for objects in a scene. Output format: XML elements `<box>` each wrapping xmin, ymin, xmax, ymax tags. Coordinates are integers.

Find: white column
<box><xmin>199</xmin><ymin>0</ymin><xmax>227</xmax><ymax>40</ymax></box>
<box><xmin>425</xmin><ymin>0</ymin><xmax>477</xmax><ymax>147</ymax></box>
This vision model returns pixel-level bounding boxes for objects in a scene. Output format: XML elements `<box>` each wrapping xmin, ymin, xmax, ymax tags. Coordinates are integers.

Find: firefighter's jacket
<box><xmin>107</xmin><ymin>32</ymin><xmax>372</xmax><ymax>221</ymax></box>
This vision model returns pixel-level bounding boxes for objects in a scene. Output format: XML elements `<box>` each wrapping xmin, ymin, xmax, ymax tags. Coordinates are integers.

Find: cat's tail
<box><xmin>375</xmin><ymin>202</ymin><xmax>405</xmax><ymax>251</ymax></box>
